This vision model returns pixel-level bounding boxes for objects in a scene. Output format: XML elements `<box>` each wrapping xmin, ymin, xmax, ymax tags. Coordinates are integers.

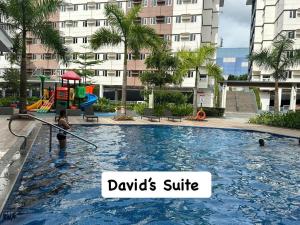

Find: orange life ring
<box><xmin>196</xmin><ymin>110</ymin><xmax>206</xmax><ymax>121</ymax></box>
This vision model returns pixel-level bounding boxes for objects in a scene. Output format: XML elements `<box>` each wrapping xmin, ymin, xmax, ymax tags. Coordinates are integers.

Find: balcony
<box><xmin>156</xmin><ymin>16</ymin><xmax>165</xmax><ymax>24</ymax></box>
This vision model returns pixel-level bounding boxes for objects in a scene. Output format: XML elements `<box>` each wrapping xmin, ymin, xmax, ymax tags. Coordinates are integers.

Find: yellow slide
<box><xmin>26</xmin><ymin>99</ymin><xmax>43</xmax><ymax>111</ymax></box>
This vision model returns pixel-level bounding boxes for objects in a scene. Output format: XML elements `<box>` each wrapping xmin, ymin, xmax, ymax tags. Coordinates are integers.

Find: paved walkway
<box><xmin>0</xmin><ymin>114</ymin><xmax>299</xmax><ymax>162</ymax></box>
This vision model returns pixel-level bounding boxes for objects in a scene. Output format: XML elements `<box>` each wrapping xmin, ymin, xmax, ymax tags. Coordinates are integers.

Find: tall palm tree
<box><xmin>90</xmin><ymin>3</ymin><xmax>160</xmax><ymax>114</ymax></box>
<box><xmin>176</xmin><ymin>45</ymin><xmax>222</xmax><ymax>116</ymax></box>
<box><xmin>0</xmin><ymin>0</ymin><xmax>68</xmax><ymax>113</ymax></box>
<box><xmin>249</xmin><ymin>34</ymin><xmax>300</xmax><ymax>113</ymax></box>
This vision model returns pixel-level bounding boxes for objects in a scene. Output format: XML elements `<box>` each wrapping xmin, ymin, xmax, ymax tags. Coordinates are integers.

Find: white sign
<box><xmin>102</xmin><ymin>171</ymin><xmax>211</xmax><ymax>198</ymax></box>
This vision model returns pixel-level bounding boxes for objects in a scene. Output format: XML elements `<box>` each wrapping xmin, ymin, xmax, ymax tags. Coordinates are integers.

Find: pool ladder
<box><xmin>8</xmin><ymin>114</ymin><xmax>98</xmax><ymax>151</ymax></box>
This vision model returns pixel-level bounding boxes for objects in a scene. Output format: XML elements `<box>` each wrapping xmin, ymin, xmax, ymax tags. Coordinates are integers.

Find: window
<box><xmin>73</xmin><ymin>4</ymin><xmax>78</xmax><ymax>11</ymax></box>
<box><xmin>73</xmin><ymin>21</ymin><xmax>78</xmax><ymax>27</ymax></box>
<box><xmin>191</xmin><ymin>15</ymin><xmax>197</xmax><ymax>22</ymax></box>
<box><xmin>174</xmin><ymin>34</ymin><xmax>180</xmax><ymax>42</ymax></box>
<box><xmin>190</xmin><ymin>33</ymin><xmax>196</xmax><ymax>41</ymax></box>
<box><xmin>96</xmin><ymin>3</ymin><xmax>101</xmax><ymax>10</ymax></box>
<box><xmin>288</xmin><ymin>31</ymin><xmax>295</xmax><ymax>39</ymax></box>
<box><xmin>103</xmin><ymin>53</ymin><xmax>108</xmax><ymax>60</ymax></box>
<box><xmin>61</xmin><ymin>22</ymin><xmax>66</xmax><ymax>28</ymax></box>
<box><xmin>164</xmin><ymin>34</ymin><xmax>171</xmax><ymax>41</ymax></box>
<box><xmin>165</xmin><ymin>16</ymin><xmax>171</xmax><ymax>24</ymax></box>
<box><xmin>83</xmin><ymin>37</ymin><xmax>88</xmax><ymax>43</ymax></box>
<box><xmin>127</xmin><ymin>53</ymin><xmax>132</xmax><ymax>60</ymax></box>
<box><xmin>175</xmin><ymin>16</ymin><xmax>181</xmax><ymax>23</ymax></box>
<box><xmin>60</xmin><ymin>6</ymin><xmax>66</xmax><ymax>12</ymax></box>
<box><xmin>103</xmin><ymin>70</ymin><xmax>107</xmax><ymax>77</ymax></box>
<box><xmin>117</xmin><ymin>2</ymin><xmax>122</xmax><ymax>8</ymax></box>
<box><xmin>289</xmin><ymin>10</ymin><xmax>296</xmax><ymax>18</ymax></box>
<box><xmin>142</xmin><ymin>18</ymin><xmax>147</xmax><ymax>25</ymax></box>
<box><xmin>187</xmin><ymin>71</ymin><xmax>193</xmax><ymax>78</ymax></box>
<box><xmin>143</xmin><ymin>0</ymin><xmax>148</xmax><ymax>7</ymax></box>
<box><xmin>166</xmin><ymin>0</ymin><xmax>172</xmax><ymax>5</ymax></box>
<box><xmin>73</xmin><ymin>37</ymin><xmax>78</xmax><ymax>44</ymax></box>
<box><xmin>128</xmin><ymin>1</ymin><xmax>132</xmax><ymax>8</ymax></box>
<box><xmin>152</xmin><ymin>0</ymin><xmax>157</xmax><ymax>6</ymax></box>
<box><xmin>104</xmin><ymin>20</ymin><xmax>108</xmax><ymax>26</ymax></box>
<box><xmin>150</xmin><ymin>17</ymin><xmax>156</xmax><ymax>25</ymax></box>
<box><xmin>176</xmin><ymin>0</ymin><xmax>182</xmax><ymax>4</ymax></box>
<box><xmin>95</xmin><ymin>53</ymin><xmax>101</xmax><ymax>60</ymax></box>
<box><xmin>72</xmin><ymin>53</ymin><xmax>78</xmax><ymax>60</ymax></box>
<box><xmin>96</xmin><ymin>20</ymin><xmax>101</xmax><ymax>27</ymax></box>
<box><xmin>116</xmin><ymin>71</ymin><xmax>121</xmax><ymax>77</ymax></box>
<box><xmin>140</xmin><ymin>53</ymin><xmax>145</xmax><ymax>60</ymax></box>
<box><xmin>116</xmin><ymin>53</ymin><xmax>122</xmax><ymax>60</ymax></box>
<box><xmin>287</xmin><ymin>50</ymin><xmax>294</xmax><ymax>58</ymax></box>
<box><xmin>192</xmin><ymin>0</ymin><xmax>197</xmax><ymax>3</ymax></box>
<box><xmin>284</xmin><ymin>71</ymin><xmax>292</xmax><ymax>79</ymax></box>
<box><xmin>83</xmin><ymin>21</ymin><xmax>88</xmax><ymax>27</ymax></box>
<box><xmin>95</xmin><ymin>70</ymin><xmax>100</xmax><ymax>76</ymax></box>
<box><xmin>83</xmin><ymin>4</ymin><xmax>88</xmax><ymax>10</ymax></box>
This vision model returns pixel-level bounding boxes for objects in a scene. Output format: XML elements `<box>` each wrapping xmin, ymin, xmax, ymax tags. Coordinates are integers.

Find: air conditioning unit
<box><xmin>65</xmin><ymin>4</ymin><xmax>74</xmax><ymax>10</ymax></box>
<box><xmin>65</xmin><ymin>20</ymin><xmax>73</xmax><ymax>26</ymax></box>
<box><xmin>87</xmin><ymin>19</ymin><xmax>96</xmax><ymax>25</ymax></box>
<box><xmin>107</xmin><ymin>70</ymin><xmax>116</xmax><ymax>76</ymax></box>
<box><xmin>64</xmin><ymin>36</ymin><xmax>73</xmax><ymax>43</ymax></box>
<box><xmin>182</xmin><ymin>0</ymin><xmax>192</xmax><ymax>3</ymax></box>
<box><xmin>180</xmin><ymin>33</ymin><xmax>190</xmax><ymax>40</ymax></box>
<box><xmin>87</xmin><ymin>1</ymin><xmax>96</xmax><ymax>8</ymax></box>
<box><xmin>181</xmin><ymin>14</ymin><xmax>191</xmax><ymax>22</ymax></box>
<box><xmin>107</xmin><ymin>53</ymin><xmax>117</xmax><ymax>60</ymax></box>
<box><xmin>296</xmin><ymin>29</ymin><xmax>300</xmax><ymax>38</ymax></box>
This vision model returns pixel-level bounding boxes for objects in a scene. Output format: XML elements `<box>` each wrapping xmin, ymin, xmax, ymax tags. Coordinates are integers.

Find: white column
<box><xmin>149</xmin><ymin>89</ymin><xmax>154</xmax><ymax>109</ymax></box>
<box><xmin>99</xmin><ymin>85</ymin><xmax>104</xmax><ymax>98</ymax></box>
<box><xmin>29</xmin><ymin>89</ymin><xmax>33</xmax><ymax>97</ymax></box>
<box><xmin>289</xmin><ymin>85</ymin><xmax>297</xmax><ymax>112</ymax></box>
<box><xmin>278</xmin><ymin>88</ymin><xmax>282</xmax><ymax>110</ymax></box>
<box><xmin>221</xmin><ymin>84</ymin><xmax>227</xmax><ymax>108</ymax></box>
<box><xmin>1</xmin><ymin>88</ymin><xmax>5</xmax><ymax>98</ymax></box>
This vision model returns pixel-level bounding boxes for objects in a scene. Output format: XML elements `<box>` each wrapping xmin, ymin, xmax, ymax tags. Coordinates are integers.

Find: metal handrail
<box><xmin>9</xmin><ymin>114</ymin><xmax>98</xmax><ymax>151</ymax></box>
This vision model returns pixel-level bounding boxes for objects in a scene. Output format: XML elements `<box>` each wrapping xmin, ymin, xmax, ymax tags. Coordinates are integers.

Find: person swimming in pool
<box><xmin>57</xmin><ymin>109</ymin><xmax>70</xmax><ymax>149</ymax></box>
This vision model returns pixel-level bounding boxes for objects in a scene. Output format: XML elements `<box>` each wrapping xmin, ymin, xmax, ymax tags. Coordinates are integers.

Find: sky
<box><xmin>219</xmin><ymin>0</ymin><xmax>252</xmax><ymax>48</ymax></box>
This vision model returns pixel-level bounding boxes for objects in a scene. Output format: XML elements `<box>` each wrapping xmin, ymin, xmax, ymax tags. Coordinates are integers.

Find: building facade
<box><xmin>0</xmin><ymin>0</ymin><xmax>224</xmax><ymax>107</ymax></box>
<box><xmin>216</xmin><ymin>47</ymin><xmax>249</xmax><ymax>77</ymax></box>
<box><xmin>246</xmin><ymin>0</ymin><xmax>300</xmax><ymax>111</ymax></box>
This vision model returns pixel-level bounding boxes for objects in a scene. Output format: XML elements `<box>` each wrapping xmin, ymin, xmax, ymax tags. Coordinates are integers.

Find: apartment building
<box><xmin>0</xmin><ymin>0</ymin><xmax>224</xmax><ymax>107</ymax></box>
<box><xmin>247</xmin><ymin>0</ymin><xmax>300</xmax><ymax>110</ymax></box>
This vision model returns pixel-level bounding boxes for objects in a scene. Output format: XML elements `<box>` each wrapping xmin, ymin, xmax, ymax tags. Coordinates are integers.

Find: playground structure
<box><xmin>26</xmin><ymin>71</ymin><xmax>98</xmax><ymax>113</ymax></box>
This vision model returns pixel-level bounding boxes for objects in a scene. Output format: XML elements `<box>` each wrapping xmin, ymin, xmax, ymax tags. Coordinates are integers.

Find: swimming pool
<box><xmin>2</xmin><ymin>125</ymin><xmax>300</xmax><ymax>225</ymax></box>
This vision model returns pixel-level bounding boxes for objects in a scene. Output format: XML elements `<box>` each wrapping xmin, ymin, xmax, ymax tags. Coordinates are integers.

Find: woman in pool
<box><xmin>57</xmin><ymin>109</ymin><xmax>70</xmax><ymax>149</ymax></box>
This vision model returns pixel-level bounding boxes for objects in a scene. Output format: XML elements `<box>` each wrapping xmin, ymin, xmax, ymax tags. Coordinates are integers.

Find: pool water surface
<box><xmin>2</xmin><ymin>125</ymin><xmax>300</xmax><ymax>225</ymax></box>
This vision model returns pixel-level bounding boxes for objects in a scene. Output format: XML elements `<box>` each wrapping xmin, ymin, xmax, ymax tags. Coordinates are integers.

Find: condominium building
<box><xmin>246</xmin><ymin>0</ymin><xmax>300</xmax><ymax>110</ymax></box>
<box><xmin>0</xmin><ymin>0</ymin><xmax>224</xmax><ymax>107</ymax></box>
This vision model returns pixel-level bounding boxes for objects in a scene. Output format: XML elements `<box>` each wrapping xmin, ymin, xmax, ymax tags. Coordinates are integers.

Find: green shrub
<box><xmin>249</xmin><ymin>112</ymin><xmax>300</xmax><ymax>129</ymax></box>
<box><xmin>0</xmin><ymin>97</ymin><xmax>18</xmax><ymax>107</ymax></box>
<box><xmin>93</xmin><ymin>97</ymin><xmax>116</xmax><ymax>112</ymax></box>
<box><xmin>133</xmin><ymin>103</ymin><xmax>148</xmax><ymax>115</ymax></box>
<box><xmin>154</xmin><ymin>91</ymin><xmax>188</xmax><ymax>105</ymax></box>
<box><xmin>167</xmin><ymin>103</ymin><xmax>193</xmax><ymax>116</ymax></box>
<box><xmin>198</xmin><ymin>107</ymin><xmax>225</xmax><ymax>117</ymax></box>
<box><xmin>27</xmin><ymin>97</ymin><xmax>40</xmax><ymax>105</ymax></box>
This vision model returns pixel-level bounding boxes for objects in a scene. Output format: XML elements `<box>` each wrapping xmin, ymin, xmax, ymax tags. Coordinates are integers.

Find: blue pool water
<box><xmin>2</xmin><ymin>125</ymin><xmax>300</xmax><ymax>225</ymax></box>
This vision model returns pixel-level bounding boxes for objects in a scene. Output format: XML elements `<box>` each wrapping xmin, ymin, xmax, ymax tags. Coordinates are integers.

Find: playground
<box><xmin>26</xmin><ymin>71</ymin><xmax>98</xmax><ymax>113</ymax></box>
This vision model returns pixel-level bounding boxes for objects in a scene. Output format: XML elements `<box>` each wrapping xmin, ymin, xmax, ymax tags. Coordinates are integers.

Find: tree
<box><xmin>72</xmin><ymin>46</ymin><xmax>102</xmax><ymax>84</ymax></box>
<box><xmin>176</xmin><ymin>45</ymin><xmax>222</xmax><ymax>116</ymax></box>
<box><xmin>249</xmin><ymin>34</ymin><xmax>300</xmax><ymax>113</ymax></box>
<box><xmin>0</xmin><ymin>0</ymin><xmax>68</xmax><ymax>113</ymax></box>
<box><xmin>227</xmin><ymin>74</ymin><xmax>248</xmax><ymax>81</ymax></box>
<box><xmin>140</xmin><ymin>43</ymin><xmax>178</xmax><ymax>88</ymax></box>
<box><xmin>2</xmin><ymin>68</ymin><xmax>20</xmax><ymax>96</ymax></box>
<box><xmin>90</xmin><ymin>3</ymin><xmax>161</xmax><ymax>114</ymax></box>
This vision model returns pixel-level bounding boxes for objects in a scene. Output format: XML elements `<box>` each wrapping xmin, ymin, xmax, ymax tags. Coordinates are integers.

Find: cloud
<box><xmin>219</xmin><ymin>0</ymin><xmax>252</xmax><ymax>47</ymax></box>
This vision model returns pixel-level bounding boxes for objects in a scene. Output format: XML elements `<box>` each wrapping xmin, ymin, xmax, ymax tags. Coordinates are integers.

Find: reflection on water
<box><xmin>2</xmin><ymin>125</ymin><xmax>300</xmax><ymax>225</ymax></box>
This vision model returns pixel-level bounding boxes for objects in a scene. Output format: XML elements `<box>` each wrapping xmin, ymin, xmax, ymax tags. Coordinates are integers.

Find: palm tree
<box><xmin>249</xmin><ymin>34</ymin><xmax>300</xmax><ymax>113</ymax></box>
<box><xmin>90</xmin><ymin>3</ymin><xmax>160</xmax><ymax>114</ymax></box>
<box><xmin>176</xmin><ymin>45</ymin><xmax>222</xmax><ymax>116</ymax></box>
<box><xmin>0</xmin><ymin>0</ymin><xmax>68</xmax><ymax>113</ymax></box>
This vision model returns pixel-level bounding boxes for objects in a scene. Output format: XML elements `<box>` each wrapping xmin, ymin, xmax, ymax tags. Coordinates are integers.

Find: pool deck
<box><xmin>0</xmin><ymin>114</ymin><xmax>299</xmax><ymax>162</ymax></box>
